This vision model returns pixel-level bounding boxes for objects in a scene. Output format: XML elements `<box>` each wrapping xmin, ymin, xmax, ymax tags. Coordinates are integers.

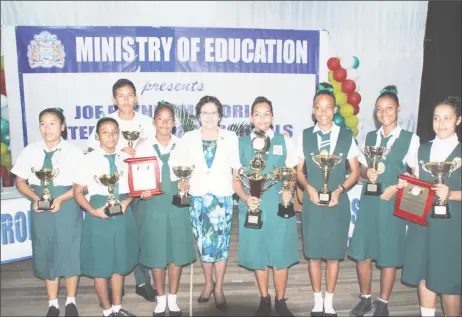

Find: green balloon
<box><xmin>333</xmin><ymin>113</ymin><xmax>345</xmax><ymax>126</ymax></box>
<box><xmin>0</xmin><ymin>133</ymin><xmax>9</xmax><ymax>145</ymax></box>
<box><xmin>0</xmin><ymin>118</ymin><xmax>9</xmax><ymax>135</ymax></box>
<box><xmin>0</xmin><ymin>55</ymin><xmax>4</xmax><ymax>70</ymax></box>
<box><xmin>352</xmin><ymin>56</ymin><xmax>360</xmax><ymax>69</ymax></box>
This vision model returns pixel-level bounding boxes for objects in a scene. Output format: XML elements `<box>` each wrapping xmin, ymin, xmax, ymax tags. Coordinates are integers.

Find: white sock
<box><xmin>361</xmin><ymin>294</ymin><xmax>371</xmax><ymax>298</ymax></box>
<box><xmin>112</xmin><ymin>305</ymin><xmax>121</xmax><ymax>313</ymax></box>
<box><xmin>48</xmin><ymin>298</ymin><xmax>59</xmax><ymax>309</ymax></box>
<box><xmin>379</xmin><ymin>298</ymin><xmax>388</xmax><ymax>304</ymax></box>
<box><xmin>168</xmin><ymin>293</ymin><xmax>181</xmax><ymax>312</ymax></box>
<box><xmin>155</xmin><ymin>295</ymin><xmax>166</xmax><ymax>313</ymax></box>
<box><xmin>103</xmin><ymin>308</ymin><xmax>112</xmax><ymax>317</ymax></box>
<box><xmin>420</xmin><ymin>306</ymin><xmax>436</xmax><ymax>316</ymax></box>
<box><xmin>65</xmin><ymin>297</ymin><xmax>76</xmax><ymax>306</ymax></box>
<box><xmin>324</xmin><ymin>292</ymin><xmax>336</xmax><ymax>314</ymax></box>
<box><xmin>312</xmin><ymin>292</ymin><xmax>323</xmax><ymax>312</ymax></box>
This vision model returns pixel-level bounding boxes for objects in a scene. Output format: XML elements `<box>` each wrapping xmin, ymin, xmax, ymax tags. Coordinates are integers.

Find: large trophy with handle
<box><xmin>122</xmin><ymin>130</ymin><xmax>141</xmax><ymax>149</ymax></box>
<box><xmin>311</xmin><ymin>152</ymin><xmax>344</xmax><ymax>205</ymax></box>
<box><xmin>361</xmin><ymin>146</ymin><xmax>390</xmax><ymax>195</ymax></box>
<box><xmin>172</xmin><ymin>166</ymin><xmax>195</xmax><ymax>207</ymax></box>
<box><xmin>420</xmin><ymin>157</ymin><xmax>461</xmax><ymax>218</ymax></box>
<box><xmin>31</xmin><ymin>167</ymin><xmax>60</xmax><ymax>210</ymax></box>
<box><xmin>237</xmin><ymin>130</ymin><xmax>278</xmax><ymax>229</ymax></box>
<box><xmin>274</xmin><ymin>167</ymin><xmax>297</xmax><ymax>218</ymax></box>
<box><xmin>94</xmin><ymin>173</ymin><xmax>123</xmax><ymax>217</ymax></box>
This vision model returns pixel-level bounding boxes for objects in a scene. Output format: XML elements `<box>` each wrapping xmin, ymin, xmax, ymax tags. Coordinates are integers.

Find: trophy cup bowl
<box><xmin>172</xmin><ymin>165</ymin><xmax>195</xmax><ymax>207</ymax></box>
<box><xmin>122</xmin><ymin>130</ymin><xmax>141</xmax><ymax>148</ymax></box>
<box><xmin>311</xmin><ymin>153</ymin><xmax>343</xmax><ymax>205</ymax></box>
<box><xmin>274</xmin><ymin>167</ymin><xmax>297</xmax><ymax>218</ymax></box>
<box><xmin>361</xmin><ymin>146</ymin><xmax>390</xmax><ymax>195</ymax></box>
<box><xmin>94</xmin><ymin>173</ymin><xmax>122</xmax><ymax>217</ymax></box>
<box><xmin>420</xmin><ymin>158</ymin><xmax>461</xmax><ymax>218</ymax></box>
<box><xmin>32</xmin><ymin>167</ymin><xmax>60</xmax><ymax>210</ymax></box>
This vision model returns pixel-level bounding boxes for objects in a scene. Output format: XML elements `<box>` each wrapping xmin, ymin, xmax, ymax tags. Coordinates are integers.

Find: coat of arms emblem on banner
<box><xmin>27</xmin><ymin>31</ymin><xmax>66</xmax><ymax>69</ymax></box>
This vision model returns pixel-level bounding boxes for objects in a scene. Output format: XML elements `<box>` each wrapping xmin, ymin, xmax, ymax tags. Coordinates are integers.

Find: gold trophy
<box><xmin>237</xmin><ymin>130</ymin><xmax>278</xmax><ymax>229</ymax></box>
<box><xmin>122</xmin><ymin>130</ymin><xmax>141</xmax><ymax>148</ymax></box>
<box><xmin>311</xmin><ymin>152</ymin><xmax>344</xmax><ymax>205</ymax></box>
<box><xmin>274</xmin><ymin>167</ymin><xmax>297</xmax><ymax>218</ymax></box>
<box><xmin>420</xmin><ymin>157</ymin><xmax>461</xmax><ymax>218</ymax></box>
<box><xmin>94</xmin><ymin>173</ymin><xmax>122</xmax><ymax>217</ymax></box>
<box><xmin>172</xmin><ymin>166</ymin><xmax>195</xmax><ymax>207</ymax></box>
<box><xmin>361</xmin><ymin>146</ymin><xmax>390</xmax><ymax>195</ymax></box>
<box><xmin>31</xmin><ymin>167</ymin><xmax>60</xmax><ymax>210</ymax></box>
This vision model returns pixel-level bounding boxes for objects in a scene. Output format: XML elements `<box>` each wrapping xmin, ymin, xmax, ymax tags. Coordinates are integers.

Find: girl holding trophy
<box><xmin>296</xmin><ymin>83</ymin><xmax>360</xmax><ymax>317</ymax></box>
<box><xmin>233</xmin><ymin>96</ymin><xmax>300</xmax><ymax>317</ymax></box>
<box><xmin>348</xmin><ymin>86</ymin><xmax>420</xmax><ymax>317</ymax></box>
<box><xmin>400</xmin><ymin>96</ymin><xmax>461</xmax><ymax>317</ymax></box>
<box><xmin>73</xmin><ymin>117</ymin><xmax>137</xmax><ymax>317</ymax></box>
<box><xmin>12</xmin><ymin>107</ymin><xmax>83</xmax><ymax>317</ymax></box>
<box><xmin>134</xmin><ymin>104</ymin><xmax>195</xmax><ymax>316</ymax></box>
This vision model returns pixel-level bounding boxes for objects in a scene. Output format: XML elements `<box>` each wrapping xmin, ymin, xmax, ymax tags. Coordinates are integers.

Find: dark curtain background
<box><xmin>417</xmin><ymin>1</ymin><xmax>462</xmax><ymax>143</ymax></box>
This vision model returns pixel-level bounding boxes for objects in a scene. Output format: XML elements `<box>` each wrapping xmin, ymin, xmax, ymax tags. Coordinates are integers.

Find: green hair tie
<box><xmin>380</xmin><ymin>88</ymin><xmax>397</xmax><ymax>96</ymax></box>
<box><xmin>317</xmin><ymin>85</ymin><xmax>334</xmax><ymax>94</ymax></box>
<box><xmin>54</xmin><ymin>107</ymin><xmax>64</xmax><ymax>113</ymax></box>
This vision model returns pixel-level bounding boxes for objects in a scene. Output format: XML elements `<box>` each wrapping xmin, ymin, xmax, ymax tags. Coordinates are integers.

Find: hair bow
<box><xmin>54</xmin><ymin>107</ymin><xmax>64</xmax><ymax>113</ymax></box>
<box><xmin>380</xmin><ymin>88</ymin><xmax>397</xmax><ymax>95</ymax></box>
<box><xmin>317</xmin><ymin>86</ymin><xmax>334</xmax><ymax>94</ymax></box>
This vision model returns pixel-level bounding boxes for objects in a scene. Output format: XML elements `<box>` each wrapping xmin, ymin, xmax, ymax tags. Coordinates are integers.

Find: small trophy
<box><xmin>94</xmin><ymin>173</ymin><xmax>123</xmax><ymax>217</ymax></box>
<box><xmin>31</xmin><ymin>167</ymin><xmax>60</xmax><ymax>210</ymax></box>
<box><xmin>274</xmin><ymin>167</ymin><xmax>297</xmax><ymax>218</ymax></box>
<box><xmin>172</xmin><ymin>166</ymin><xmax>195</xmax><ymax>207</ymax></box>
<box><xmin>311</xmin><ymin>152</ymin><xmax>344</xmax><ymax>205</ymax></box>
<box><xmin>237</xmin><ymin>130</ymin><xmax>278</xmax><ymax>229</ymax></box>
<box><xmin>420</xmin><ymin>158</ymin><xmax>461</xmax><ymax>218</ymax></box>
<box><xmin>122</xmin><ymin>130</ymin><xmax>141</xmax><ymax>148</ymax></box>
<box><xmin>361</xmin><ymin>146</ymin><xmax>390</xmax><ymax>195</ymax></box>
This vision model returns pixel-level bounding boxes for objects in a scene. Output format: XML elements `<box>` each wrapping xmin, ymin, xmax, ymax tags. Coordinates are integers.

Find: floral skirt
<box><xmin>190</xmin><ymin>194</ymin><xmax>233</xmax><ymax>262</ymax></box>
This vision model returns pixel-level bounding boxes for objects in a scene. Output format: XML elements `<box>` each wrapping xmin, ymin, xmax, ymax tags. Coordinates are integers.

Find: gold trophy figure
<box><xmin>311</xmin><ymin>152</ymin><xmax>344</xmax><ymax>205</ymax></box>
<box><xmin>94</xmin><ymin>173</ymin><xmax>123</xmax><ymax>217</ymax></box>
<box><xmin>274</xmin><ymin>167</ymin><xmax>297</xmax><ymax>218</ymax></box>
<box><xmin>122</xmin><ymin>130</ymin><xmax>141</xmax><ymax>148</ymax></box>
<box><xmin>361</xmin><ymin>146</ymin><xmax>390</xmax><ymax>195</ymax></box>
<box><xmin>172</xmin><ymin>166</ymin><xmax>195</xmax><ymax>207</ymax></box>
<box><xmin>32</xmin><ymin>167</ymin><xmax>60</xmax><ymax>210</ymax></box>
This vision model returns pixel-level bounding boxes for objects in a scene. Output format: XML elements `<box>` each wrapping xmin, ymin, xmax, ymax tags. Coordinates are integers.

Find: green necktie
<box><xmin>153</xmin><ymin>144</ymin><xmax>172</xmax><ymax>192</ymax></box>
<box><xmin>42</xmin><ymin>150</ymin><xmax>57</xmax><ymax>187</ymax></box>
<box><xmin>104</xmin><ymin>154</ymin><xmax>119</xmax><ymax>198</ymax></box>
<box><xmin>380</xmin><ymin>134</ymin><xmax>392</xmax><ymax>147</ymax></box>
<box><xmin>317</xmin><ymin>131</ymin><xmax>331</xmax><ymax>153</ymax></box>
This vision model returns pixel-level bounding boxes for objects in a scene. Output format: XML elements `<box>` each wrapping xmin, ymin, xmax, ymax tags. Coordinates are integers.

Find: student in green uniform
<box><xmin>12</xmin><ymin>108</ymin><xmax>83</xmax><ymax>317</ymax></box>
<box><xmin>73</xmin><ymin>117</ymin><xmax>137</xmax><ymax>317</ymax></box>
<box><xmin>296</xmin><ymin>83</ymin><xmax>360</xmax><ymax>317</ymax></box>
<box><xmin>400</xmin><ymin>96</ymin><xmax>461</xmax><ymax>317</ymax></box>
<box><xmin>348</xmin><ymin>85</ymin><xmax>420</xmax><ymax>317</ymax></box>
<box><xmin>134</xmin><ymin>104</ymin><xmax>196</xmax><ymax>316</ymax></box>
<box><xmin>233</xmin><ymin>96</ymin><xmax>300</xmax><ymax>317</ymax></box>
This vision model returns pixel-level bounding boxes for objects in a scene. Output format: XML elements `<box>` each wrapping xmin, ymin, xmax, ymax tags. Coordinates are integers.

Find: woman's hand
<box><xmin>380</xmin><ymin>185</ymin><xmax>399</xmax><ymax>200</ymax></box>
<box><xmin>91</xmin><ymin>204</ymin><xmax>109</xmax><ymax>219</ymax></box>
<box><xmin>432</xmin><ymin>183</ymin><xmax>450</xmax><ymax>201</ymax></box>
<box><xmin>32</xmin><ymin>199</ymin><xmax>44</xmax><ymax>213</ymax></box>
<box><xmin>306</xmin><ymin>185</ymin><xmax>322</xmax><ymax>206</ymax></box>
<box><xmin>140</xmin><ymin>190</ymin><xmax>153</xmax><ymax>200</ymax></box>
<box><xmin>49</xmin><ymin>197</ymin><xmax>63</xmax><ymax>213</ymax></box>
<box><xmin>120</xmin><ymin>200</ymin><xmax>130</xmax><ymax>214</ymax></box>
<box><xmin>178</xmin><ymin>180</ymin><xmax>190</xmax><ymax>193</ymax></box>
<box><xmin>327</xmin><ymin>188</ymin><xmax>342</xmax><ymax>207</ymax></box>
<box><xmin>245</xmin><ymin>196</ymin><xmax>261</xmax><ymax>211</ymax></box>
<box><xmin>366</xmin><ymin>168</ymin><xmax>379</xmax><ymax>183</ymax></box>
<box><xmin>121</xmin><ymin>147</ymin><xmax>136</xmax><ymax>157</ymax></box>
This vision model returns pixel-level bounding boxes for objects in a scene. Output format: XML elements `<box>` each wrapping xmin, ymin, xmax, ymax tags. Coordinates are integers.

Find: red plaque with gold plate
<box><xmin>124</xmin><ymin>156</ymin><xmax>164</xmax><ymax>198</ymax></box>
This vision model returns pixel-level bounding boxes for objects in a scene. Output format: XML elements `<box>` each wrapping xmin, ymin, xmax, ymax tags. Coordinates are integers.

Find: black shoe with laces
<box><xmin>255</xmin><ymin>295</ymin><xmax>271</xmax><ymax>317</ymax></box>
<box><xmin>135</xmin><ymin>283</ymin><xmax>157</xmax><ymax>302</ymax></box>
<box><xmin>275</xmin><ymin>298</ymin><xmax>294</xmax><ymax>317</ymax></box>
<box><xmin>372</xmin><ymin>300</ymin><xmax>389</xmax><ymax>317</ymax></box>
<box><xmin>350</xmin><ymin>295</ymin><xmax>372</xmax><ymax>316</ymax></box>
<box><xmin>46</xmin><ymin>306</ymin><xmax>60</xmax><ymax>317</ymax></box>
<box><xmin>65</xmin><ymin>303</ymin><xmax>79</xmax><ymax>316</ymax></box>
<box><xmin>116</xmin><ymin>309</ymin><xmax>136</xmax><ymax>316</ymax></box>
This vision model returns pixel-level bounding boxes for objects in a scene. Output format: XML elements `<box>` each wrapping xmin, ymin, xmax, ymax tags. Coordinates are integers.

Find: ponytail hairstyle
<box><xmin>313</xmin><ymin>82</ymin><xmax>336</xmax><ymax>105</ymax></box>
<box><xmin>38</xmin><ymin>107</ymin><xmax>68</xmax><ymax>140</ymax></box>
<box><xmin>377</xmin><ymin>85</ymin><xmax>399</xmax><ymax>105</ymax></box>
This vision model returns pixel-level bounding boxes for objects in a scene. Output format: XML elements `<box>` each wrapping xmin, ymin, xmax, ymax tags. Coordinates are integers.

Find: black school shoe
<box><xmin>255</xmin><ymin>295</ymin><xmax>271</xmax><ymax>317</ymax></box>
<box><xmin>46</xmin><ymin>306</ymin><xmax>60</xmax><ymax>317</ymax></box>
<box><xmin>275</xmin><ymin>298</ymin><xmax>294</xmax><ymax>317</ymax></box>
<box><xmin>64</xmin><ymin>303</ymin><xmax>79</xmax><ymax>316</ymax></box>
<box><xmin>350</xmin><ymin>295</ymin><xmax>372</xmax><ymax>316</ymax></box>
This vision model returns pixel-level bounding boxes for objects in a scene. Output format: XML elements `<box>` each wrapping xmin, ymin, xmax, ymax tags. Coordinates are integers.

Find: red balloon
<box><xmin>0</xmin><ymin>70</ymin><xmax>6</xmax><ymax>96</ymax></box>
<box><xmin>348</xmin><ymin>92</ymin><xmax>362</xmax><ymax>106</ymax></box>
<box><xmin>341</xmin><ymin>80</ymin><xmax>356</xmax><ymax>94</ymax></box>
<box><xmin>327</xmin><ymin>57</ymin><xmax>341</xmax><ymax>71</ymax></box>
<box><xmin>0</xmin><ymin>165</ymin><xmax>12</xmax><ymax>187</ymax></box>
<box><xmin>333</xmin><ymin>68</ymin><xmax>347</xmax><ymax>82</ymax></box>
<box><xmin>352</xmin><ymin>104</ymin><xmax>360</xmax><ymax>115</ymax></box>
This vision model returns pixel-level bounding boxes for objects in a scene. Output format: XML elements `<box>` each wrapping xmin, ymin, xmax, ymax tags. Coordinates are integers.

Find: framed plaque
<box><xmin>394</xmin><ymin>174</ymin><xmax>435</xmax><ymax>226</ymax></box>
<box><xmin>124</xmin><ymin>156</ymin><xmax>164</xmax><ymax>198</ymax></box>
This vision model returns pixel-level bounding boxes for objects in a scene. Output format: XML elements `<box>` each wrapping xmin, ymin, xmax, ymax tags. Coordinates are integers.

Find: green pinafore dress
<box><xmin>80</xmin><ymin>154</ymin><xmax>138</xmax><ymax>278</ymax></box>
<box><xmin>402</xmin><ymin>142</ymin><xmax>461</xmax><ymax>295</ymax></box>
<box><xmin>136</xmin><ymin>144</ymin><xmax>196</xmax><ymax>268</ymax></box>
<box><xmin>30</xmin><ymin>150</ymin><xmax>82</xmax><ymax>280</ymax></box>
<box><xmin>348</xmin><ymin>130</ymin><xmax>412</xmax><ymax>267</ymax></box>
<box><xmin>237</xmin><ymin>133</ymin><xmax>299</xmax><ymax>271</ymax></box>
<box><xmin>301</xmin><ymin>127</ymin><xmax>351</xmax><ymax>260</ymax></box>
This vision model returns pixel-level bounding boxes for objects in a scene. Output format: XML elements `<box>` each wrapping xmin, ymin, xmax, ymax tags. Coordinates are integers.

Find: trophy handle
<box><xmin>419</xmin><ymin>160</ymin><xmax>431</xmax><ymax>174</ymax></box>
<box><xmin>334</xmin><ymin>153</ymin><xmax>344</xmax><ymax>167</ymax></box>
<box><xmin>310</xmin><ymin>153</ymin><xmax>322</xmax><ymax>168</ymax></box>
<box><xmin>53</xmin><ymin>168</ymin><xmax>60</xmax><ymax>179</ymax></box>
<box><xmin>449</xmin><ymin>157</ymin><xmax>462</xmax><ymax>176</ymax></box>
<box><xmin>236</xmin><ymin>173</ymin><xmax>251</xmax><ymax>190</ymax></box>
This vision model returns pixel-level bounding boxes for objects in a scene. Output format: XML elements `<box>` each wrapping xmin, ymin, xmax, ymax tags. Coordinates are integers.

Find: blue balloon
<box><xmin>352</xmin><ymin>56</ymin><xmax>360</xmax><ymax>69</ymax></box>
<box><xmin>335</xmin><ymin>105</ymin><xmax>341</xmax><ymax>113</ymax></box>
<box><xmin>0</xmin><ymin>133</ymin><xmax>9</xmax><ymax>145</ymax></box>
<box><xmin>333</xmin><ymin>113</ymin><xmax>345</xmax><ymax>126</ymax></box>
<box><xmin>0</xmin><ymin>117</ymin><xmax>9</xmax><ymax>135</ymax></box>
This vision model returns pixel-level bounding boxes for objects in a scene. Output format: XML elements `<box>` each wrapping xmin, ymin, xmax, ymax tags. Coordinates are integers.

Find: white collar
<box><xmin>377</xmin><ymin>124</ymin><xmax>401</xmax><ymax>137</ymax></box>
<box><xmin>251</xmin><ymin>128</ymin><xmax>275</xmax><ymax>139</ymax></box>
<box><xmin>313</xmin><ymin>123</ymin><xmax>339</xmax><ymax>134</ymax></box>
<box><xmin>41</xmin><ymin>138</ymin><xmax>64</xmax><ymax>152</ymax></box>
<box><xmin>153</xmin><ymin>134</ymin><xmax>177</xmax><ymax>150</ymax></box>
<box><xmin>433</xmin><ymin>133</ymin><xmax>459</xmax><ymax>146</ymax></box>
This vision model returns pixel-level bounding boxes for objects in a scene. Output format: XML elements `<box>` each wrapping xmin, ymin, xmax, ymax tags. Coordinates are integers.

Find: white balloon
<box><xmin>0</xmin><ymin>94</ymin><xmax>7</xmax><ymax>109</ymax></box>
<box><xmin>0</xmin><ymin>107</ymin><xmax>8</xmax><ymax>119</ymax></box>
<box><xmin>340</xmin><ymin>56</ymin><xmax>355</xmax><ymax>69</ymax></box>
<box><xmin>346</xmin><ymin>69</ymin><xmax>359</xmax><ymax>81</ymax></box>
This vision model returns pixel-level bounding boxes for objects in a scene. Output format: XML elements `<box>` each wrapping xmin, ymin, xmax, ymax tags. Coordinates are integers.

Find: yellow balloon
<box><xmin>345</xmin><ymin>115</ymin><xmax>359</xmax><ymax>128</ymax></box>
<box><xmin>340</xmin><ymin>104</ymin><xmax>354</xmax><ymax>117</ymax></box>
<box><xmin>328</xmin><ymin>71</ymin><xmax>334</xmax><ymax>82</ymax></box>
<box><xmin>0</xmin><ymin>152</ymin><xmax>11</xmax><ymax>168</ymax></box>
<box><xmin>351</xmin><ymin>126</ymin><xmax>358</xmax><ymax>136</ymax></box>
<box><xmin>0</xmin><ymin>142</ymin><xmax>8</xmax><ymax>154</ymax></box>
<box><xmin>331</xmin><ymin>80</ymin><xmax>342</xmax><ymax>94</ymax></box>
<box><xmin>335</xmin><ymin>92</ymin><xmax>347</xmax><ymax>105</ymax></box>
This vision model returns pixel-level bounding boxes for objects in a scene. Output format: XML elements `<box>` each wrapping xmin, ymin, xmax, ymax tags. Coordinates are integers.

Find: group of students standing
<box><xmin>10</xmin><ymin>78</ymin><xmax>461</xmax><ymax>317</ymax></box>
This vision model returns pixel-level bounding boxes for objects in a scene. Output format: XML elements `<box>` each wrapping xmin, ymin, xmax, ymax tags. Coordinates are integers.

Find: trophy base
<box><xmin>37</xmin><ymin>199</ymin><xmax>53</xmax><ymax>211</ymax></box>
<box><xmin>244</xmin><ymin>209</ymin><xmax>263</xmax><ymax>229</ymax></box>
<box><xmin>432</xmin><ymin>205</ymin><xmax>451</xmax><ymax>219</ymax></box>
<box><xmin>318</xmin><ymin>191</ymin><xmax>331</xmax><ymax>205</ymax></box>
<box><xmin>172</xmin><ymin>194</ymin><xmax>191</xmax><ymax>208</ymax></box>
<box><xmin>277</xmin><ymin>203</ymin><xmax>296</xmax><ymax>219</ymax></box>
<box><xmin>104</xmin><ymin>204</ymin><xmax>123</xmax><ymax>217</ymax></box>
<box><xmin>365</xmin><ymin>182</ymin><xmax>382</xmax><ymax>196</ymax></box>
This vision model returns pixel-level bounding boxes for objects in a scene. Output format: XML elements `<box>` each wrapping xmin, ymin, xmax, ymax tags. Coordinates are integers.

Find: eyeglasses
<box><xmin>200</xmin><ymin>111</ymin><xmax>219</xmax><ymax>117</ymax></box>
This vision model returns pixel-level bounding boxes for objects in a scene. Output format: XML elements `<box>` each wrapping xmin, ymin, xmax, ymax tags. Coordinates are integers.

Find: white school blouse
<box><xmin>87</xmin><ymin>111</ymin><xmax>155</xmax><ymax>151</ymax></box>
<box><xmin>74</xmin><ymin>148</ymin><xmax>130</xmax><ymax>196</ymax></box>
<box><xmin>11</xmin><ymin>139</ymin><xmax>84</xmax><ymax>187</ymax></box>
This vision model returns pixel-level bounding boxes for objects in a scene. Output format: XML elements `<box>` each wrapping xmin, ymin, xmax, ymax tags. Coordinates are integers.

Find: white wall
<box><xmin>1</xmin><ymin>1</ymin><xmax>428</xmax><ymax>159</ymax></box>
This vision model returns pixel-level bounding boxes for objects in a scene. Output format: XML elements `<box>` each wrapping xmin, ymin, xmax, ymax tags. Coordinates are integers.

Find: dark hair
<box><xmin>251</xmin><ymin>96</ymin><xmax>274</xmax><ymax>115</ymax></box>
<box><xmin>376</xmin><ymin>85</ymin><xmax>399</xmax><ymax>105</ymax></box>
<box><xmin>38</xmin><ymin>107</ymin><xmax>68</xmax><ymax>140</ymax></box>
<box><xmin>436</xmin><ymin>96</ymin><xmax>461</xmax><ymax>117</ymax></box>
<box><xmin>313</xmin><ymin>82</ymin><xmax>336</xmax><ymax>105</ymax></box>
<box><xmin>154</xmin><ymin>103</ymin><xmax>175</xmax><ymax>121</ymax></box>
<box><xmin>112</xmin><ymin>78</ymin><xmax>136</xmax><ymax>97</ymax></box>
<box><xmin>195</xmin><ymin>96</ymin><xmax>223</xmax><ymax>125</ymax></box>
<box><xmin>96</xmin><ymin>117</ymin><xmax>119</xmax><ymax>134</ymax></box>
